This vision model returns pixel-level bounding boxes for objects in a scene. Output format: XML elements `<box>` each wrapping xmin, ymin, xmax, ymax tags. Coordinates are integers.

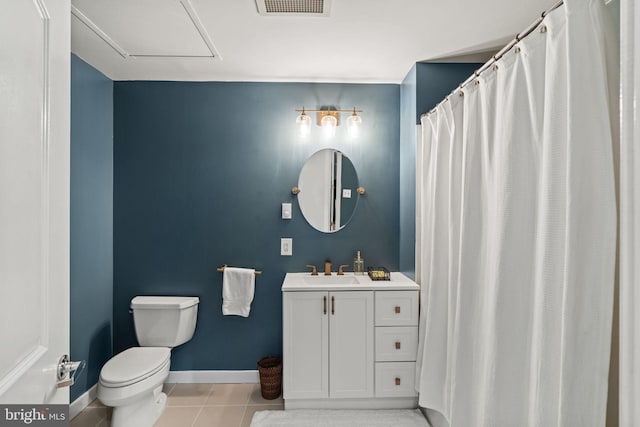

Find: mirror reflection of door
<box><xmin>298</xmin><ymin>149</ymin><xmax>359</xmax><ymax>233</ymax></box>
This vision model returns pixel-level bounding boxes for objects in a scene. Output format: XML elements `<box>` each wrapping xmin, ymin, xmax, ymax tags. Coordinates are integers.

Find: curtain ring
<box><xmin>540</xmin><ymin>24</ymin><xmax>547</xmax><ymax>33</ymax></box>
<box><xmin>515</xmin><ymin>46</ymin><xmax>521</xmax><ymax>54</ymax></box>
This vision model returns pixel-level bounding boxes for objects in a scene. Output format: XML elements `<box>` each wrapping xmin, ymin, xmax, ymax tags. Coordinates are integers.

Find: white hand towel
<box><xmin>222</xmin><ymin>267</ymin><xmax>255</xmax><ymax>317</ymax></box>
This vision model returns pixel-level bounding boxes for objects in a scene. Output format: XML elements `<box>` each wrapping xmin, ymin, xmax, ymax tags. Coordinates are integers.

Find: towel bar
<box><xmin>217</xmin><ymin>264</ymin><xmax>262</xmax><ymax>275</ymax></box>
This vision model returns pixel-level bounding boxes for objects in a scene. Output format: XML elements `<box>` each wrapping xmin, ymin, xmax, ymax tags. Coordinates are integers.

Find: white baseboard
<box><xmin>167</xmin><ymin>370</ymin><xmax>259</xmax><ymax>384</ymax></box>
<box><xmin>70</xmin><ymin>384</ymin><xmax>97</xmax><ymax>420</ymax></box>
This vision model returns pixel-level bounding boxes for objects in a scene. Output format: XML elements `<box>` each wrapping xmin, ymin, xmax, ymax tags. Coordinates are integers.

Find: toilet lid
<box><xmin>100</xmin><ymin>347</ymin><xmax>170</xmax><ymax>387</ymax></box>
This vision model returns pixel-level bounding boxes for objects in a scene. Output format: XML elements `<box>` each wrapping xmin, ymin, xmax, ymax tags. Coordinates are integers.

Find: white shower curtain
<box><xmin>415</xmin><ymin>1</ymin><xmax>618</xmax><ymax>425</ymax></box>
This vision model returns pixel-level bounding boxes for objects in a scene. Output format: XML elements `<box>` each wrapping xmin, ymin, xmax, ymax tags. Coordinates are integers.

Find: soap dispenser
<box><xmin>354</xmin><ymin>251</ymin><xmax>365</xmax><ymax>275</ymax></box>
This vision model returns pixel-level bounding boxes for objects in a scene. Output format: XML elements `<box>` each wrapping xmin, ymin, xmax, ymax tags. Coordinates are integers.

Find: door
<box><xmin>283</xmin><ymin>292</ymin><xmax>329</xmax><ymax>399</ymax></box>
<box><xmin>0</xmin><ymin>0</ymin><xmax>70</xmax><ymax>403</ymax></box>
<box><xmin>329</xmin><ymin>291</ymin><xmax>374</xmax><ymax>398</ymax></box>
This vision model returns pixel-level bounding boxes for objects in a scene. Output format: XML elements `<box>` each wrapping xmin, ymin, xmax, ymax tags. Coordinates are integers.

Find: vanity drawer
<box><xmin>375</xmin><ymin>291</ymin><xmax>419</xmax><ymax>326</ymax></box>
<box><xmin>375</xmin><ymin>362</ymin><xmax>417</xmax><ymax>398</ymax></box>
<box><xmin>375</xmin><ymin>326</ymin><xmax>418</xmax><ymax>362</ymax></box>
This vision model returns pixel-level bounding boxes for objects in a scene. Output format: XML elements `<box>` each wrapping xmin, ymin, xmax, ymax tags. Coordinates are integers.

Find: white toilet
<box><xmin>97</xmin><ymin>296</ymin><xmax>199</xmax><ymax>427</ymax></box>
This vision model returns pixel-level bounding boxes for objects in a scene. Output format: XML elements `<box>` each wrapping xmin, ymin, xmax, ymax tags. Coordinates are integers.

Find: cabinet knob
<box><xmin>395</xmin><ymin>341</ymin><xmax>401</xmax><ymax>350</ymax></box>
<box><xmin>395</xmin><ymin>377</ymin><xmax>401</xmax><ymax>386</ymax></box>
<box><xmin>395</xmin><ymin>306</ymin><xmax>401</xmax><ymax>314</ymax></box>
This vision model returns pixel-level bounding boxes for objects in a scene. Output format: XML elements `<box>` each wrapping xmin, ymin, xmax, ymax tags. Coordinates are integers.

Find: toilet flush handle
<box><xmin>56</xmin><ymin>354</ymin><xmax>86</xmax><ymax>388</ymax></box>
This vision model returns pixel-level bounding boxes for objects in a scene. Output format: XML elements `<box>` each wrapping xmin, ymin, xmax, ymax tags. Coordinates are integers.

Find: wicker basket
<box><xmin>257</xmin><ymin>356</ymin><xmax>282</xmax><ymax>400</ymax></box>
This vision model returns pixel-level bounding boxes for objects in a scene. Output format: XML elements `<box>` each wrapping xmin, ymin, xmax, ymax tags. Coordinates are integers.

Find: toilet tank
<box><xmin>131</xmin><ymin>296</ymin><xmax>199</xmax><ymax>347</ymax></box>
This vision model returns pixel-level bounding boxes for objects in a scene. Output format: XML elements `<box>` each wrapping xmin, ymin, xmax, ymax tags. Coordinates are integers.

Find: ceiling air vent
<box><xmin>256</xmin><ymin>0</ymin><xmax>331</xmax><ymax>16</ymax></box>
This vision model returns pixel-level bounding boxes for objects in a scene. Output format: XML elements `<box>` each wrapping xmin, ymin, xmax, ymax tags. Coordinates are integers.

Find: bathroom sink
<box><xmin>302</xmin><ymin>275</ymin><xmax>360</xmax><ymax>285</ymax></box>
<box><xmin>282</xmin><ymin>272</ymin><xmax>420</xmax><ymax>292</ymax></box>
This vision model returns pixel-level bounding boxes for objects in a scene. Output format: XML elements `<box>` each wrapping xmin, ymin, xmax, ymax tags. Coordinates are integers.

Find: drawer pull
<box><xmin>323</xmin><ymin>296</ymin><xmax>327</xmax><ymax>315</ymax></box>
<box><xmin>395</xmin><ymin>306</ymin><xmax>401</xmax><ymax>314</ymax></box>
<box><xmin>331</xmin><ymin>296</ymin><xmax>335</xmax><ymax>315</ymax></box>
<box><xmin>395</xmin><ymin>377</ymin><xmax>401</xmax><ymax>386</ymax></box>
<box><xmin>395</xmin><ymin>341</ymin><xmax>401</xmax><ymax>350</ymax></box>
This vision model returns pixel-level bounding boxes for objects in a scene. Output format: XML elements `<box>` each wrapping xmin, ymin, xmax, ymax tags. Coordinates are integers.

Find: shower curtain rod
<box><xmin>421</xmin><ymin>0</ymin><xmax>564</xmax><ymax>119</ymax></box>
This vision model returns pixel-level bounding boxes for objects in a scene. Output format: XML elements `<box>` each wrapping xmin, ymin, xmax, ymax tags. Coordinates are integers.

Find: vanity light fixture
<box><xmin>346</xmin><ymin>108</ymin><xmax>362</xmax><ymax>138</ymax></box>
<box><xmin>321</xmin><ymin>113</ymin><xmax>337</xmax><ymax>138</ymax></box>
<box><xmin>295</xmin><ymin>108</ymin><xmax>312</xmax><ymax>138</ymax></box>
<box><xmin>295</xmin><ymin>107</ymin><xmax>362</xmax><ymax>138</ymax></box>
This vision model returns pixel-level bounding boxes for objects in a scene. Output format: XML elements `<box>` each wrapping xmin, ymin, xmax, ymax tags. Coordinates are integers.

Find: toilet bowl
<box><xmin>97</xmin><ymin>296</ymin><xmax>199</xmax><ymax>427</ymax></box>
<box><xmin>98</xmin><ymin>347</ymin><xmax>170</xmax><ymax>426</ymax></box>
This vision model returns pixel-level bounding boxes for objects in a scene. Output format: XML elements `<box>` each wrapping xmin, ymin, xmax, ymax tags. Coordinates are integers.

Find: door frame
<box><xmin>619</xmin><ymin>0</ymin><xmax>639</xmax><ymax>425</ymax></box>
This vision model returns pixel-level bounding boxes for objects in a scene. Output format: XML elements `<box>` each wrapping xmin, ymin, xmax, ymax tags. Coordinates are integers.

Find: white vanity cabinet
<box><xmin>282</xmin><ymin>272</ymin><xmax>419</xmax><ymax>409</ymax></box>
<box><xmin>283</xmin><ymin>291</ymin><xmax>374</xmax><ymax>400</ymax></box>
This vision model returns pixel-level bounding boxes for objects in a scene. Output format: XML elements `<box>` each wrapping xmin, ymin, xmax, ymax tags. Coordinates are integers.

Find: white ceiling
<box><xmin>70</xmin><ymin>0</ymin><xmax>559</xmax><ymax>84</ymax></box>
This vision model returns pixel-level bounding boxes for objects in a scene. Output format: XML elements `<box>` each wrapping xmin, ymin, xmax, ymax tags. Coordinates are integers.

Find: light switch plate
<box><xmin>281</xmin><ymin>238</ymin><xmax>293</xmax><ymax>256</ymax></box>
<box><xmin>282</xmin><ymin>202</ymin><xmax>292</xmax><ymax>219</ymax></box>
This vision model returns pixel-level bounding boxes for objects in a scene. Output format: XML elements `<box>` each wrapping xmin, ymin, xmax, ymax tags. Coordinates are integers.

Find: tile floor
<box><xmin>70</xmin><ymin>383</ymin><xmax>284</xmax><ymax>427</ymax></box>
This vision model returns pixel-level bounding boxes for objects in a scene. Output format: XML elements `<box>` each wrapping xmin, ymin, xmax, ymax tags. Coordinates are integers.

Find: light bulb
<box><xmin>347</xmin><ymin>112</ymin><xmax>362</xmax><ymax>138</ymax></box>
<box><xmin>296</xmin><ymin>111</ymin><xmax>311</xmax><ymax>138</ymax></box>
<box><xmin>321</xmin><ymin>114</ymin><xmax>337</xmax><ymax>138</ymax></box>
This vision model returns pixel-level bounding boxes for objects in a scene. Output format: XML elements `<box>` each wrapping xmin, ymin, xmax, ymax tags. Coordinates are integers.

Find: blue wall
<box><xmin>68</xmin><ymin>60</ymin><xmax>480</xmax><ymax>386</ymax></box>
<box><xmin>399</xmin><ymin>65</ymin><xmax>417</xmax><ymax>279</ymax></box>
<box><xmin>415</xmin><ymin>63</ymin><xmax>480</xmax><ymax>124</ymax></box>
<box><xmin>113</xmin><ymin>82</ymin><xmax>400</xmax><ymax>369</ymax></box>
<box><xmin>398</xmin><ymin>63</ymin><xmax>481</xmax><ymax>281</ymax></box>
<box><xmin>70</xmin><ymin>54</ymin><xmax>114</xmax><ymax>401</ymax></box>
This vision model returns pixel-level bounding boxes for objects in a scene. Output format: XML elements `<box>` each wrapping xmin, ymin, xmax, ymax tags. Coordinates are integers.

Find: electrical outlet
<box><xmin>342</xmin><ymin>189</ymin><xmax>352</xmax><ymax>198</ymax></box>
<box><xmin>281</xmin><ymin>238</ymin><xmax>293</xmax><ymax>256</ymax></box>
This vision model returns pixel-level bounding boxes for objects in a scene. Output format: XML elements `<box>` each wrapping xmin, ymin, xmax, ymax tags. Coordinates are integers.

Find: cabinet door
<box><xmin>283</xmin><ymin>292</ymin><xmax>329</xmax><ymax>399</ymax></box>
<box><xmin>329</xmin><ymin>291</ymin><xmax>374</xmax><ymax>398</ymax></box>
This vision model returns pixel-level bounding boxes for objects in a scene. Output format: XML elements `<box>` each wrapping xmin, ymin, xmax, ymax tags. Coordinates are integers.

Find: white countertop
<box><xmin>281</xmin><ymin>272</ymin><xmax>419</xmax><ymax>292</ymax></box>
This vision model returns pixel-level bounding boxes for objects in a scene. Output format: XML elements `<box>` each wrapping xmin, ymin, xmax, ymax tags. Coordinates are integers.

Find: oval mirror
<box><xmin>298</xmin><ymin>149</ymin><xmax>359</xmax><ymax>233</ymax></box>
